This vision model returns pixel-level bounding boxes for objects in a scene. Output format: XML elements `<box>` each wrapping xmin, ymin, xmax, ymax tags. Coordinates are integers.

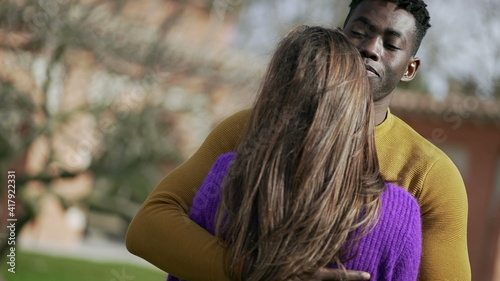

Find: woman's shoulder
<box><xmin>382</xmin><ymin>183</ymin><xmax>420</xmax><ymax>209</ymax></box>
<box><xmin>201</xmin><ymin>153</ymin><xmax>236</xmax><ymax>187</ymax></box>
<box><xmin>211</xmin><ymin>152</ymin><xmax>236</xmax><ymax>171</ymax></box>
<box><xmin>216</xmin><ymin>152</ymin><xmax>237</xmax><ymax>162</ymax></box>
<box><xmin>378</xmin><ymin>183</ymin><xmax>421</xmax><ymax>233</ymax></box>
<box><xmin>190</xmin><ymin>152</ymin><xmax>237</xmax><ymax>225</ymax></box>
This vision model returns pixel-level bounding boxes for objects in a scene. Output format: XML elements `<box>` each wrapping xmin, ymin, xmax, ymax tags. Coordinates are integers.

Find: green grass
<box><xmin>1</xmin><ymin>250</ymin><xmax>167</xmax><ymax>281</ymax></box>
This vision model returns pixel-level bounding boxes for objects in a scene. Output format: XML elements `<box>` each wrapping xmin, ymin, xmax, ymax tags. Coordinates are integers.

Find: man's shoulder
<box><xmin>377</xmin><ymin>113</ymin><xmax>462</xmax><ymax>194</ymax></box>
<box><xmin>203</xmin><ymin>109</ymin><xmax>252</xmax><ymax>151</ymax></box>
<box><xmin>216</xmin><ymin>108</ymin><xmax>252</xmax><ymax>127</ymax></box>
<box><xmin>387</xmin><ymin>114</ymin><xmax>451</xmax><ymax>164</ymax></box>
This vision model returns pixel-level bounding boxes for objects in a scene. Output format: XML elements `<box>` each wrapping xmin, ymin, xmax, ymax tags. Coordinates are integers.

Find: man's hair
<box><xmin>346</xmin><ymin>0</ymin><xmax>431</xmax><ymax>55</ymax></box>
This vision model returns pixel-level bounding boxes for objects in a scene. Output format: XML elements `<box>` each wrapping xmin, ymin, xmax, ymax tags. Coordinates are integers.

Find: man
<box><xmin>126</xmin><ymin>0</ymin><xmax>471</xmax><ymax>280</ymax></box>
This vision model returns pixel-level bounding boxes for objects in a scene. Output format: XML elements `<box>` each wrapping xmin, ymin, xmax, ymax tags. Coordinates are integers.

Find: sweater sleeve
<box><xmin>417</xmin><ymin>157</ymin><xmax>471</xmax><ymax>281</ymax></box>
<box><xmin>189</xmin><ymin>153</ymin><xmax>236</xmax><ymax>235</ymax></box>
<box><xmin>392</xmin><ymin>195</ymin><xmax>422</xmax><ymax>281</ymax></box>
<box><xmin>125</xmin><ymin>110</ymin><xmax>249</xmax><ymax>281</ymax></box>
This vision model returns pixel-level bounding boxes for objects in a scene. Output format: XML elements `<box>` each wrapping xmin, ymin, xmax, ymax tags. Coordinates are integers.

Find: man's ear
<box><xmin>401</xmin><ymin>57</ymin><xmax>420</xmax><ymax>82</ymax></box>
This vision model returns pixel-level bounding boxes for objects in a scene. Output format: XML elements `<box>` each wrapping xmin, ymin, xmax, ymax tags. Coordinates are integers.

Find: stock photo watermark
<box><xmin>430</xmin><ymin>92</ymin><xmax>487</xmax><ymax>145</ymax></box>
<box><xmin>211</xmin><ymin>0</ymin><xmax>244</xmax><ymax>20</ymax></box>
<box><xmin>110</xmin><ymin>267</ymin><xmax>135</xmax><ymax>281</ymax></box>
<box><xmin>6</xmin><ymin>170</ymin><xmax>17</xmax><ymax>274</ymax></box>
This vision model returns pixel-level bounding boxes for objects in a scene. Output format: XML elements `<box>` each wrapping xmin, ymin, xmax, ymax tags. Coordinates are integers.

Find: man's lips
<box><xmin>365</xmin><ymin>65</ymin><xmax>379</xmax><ymax>77</ymax></box>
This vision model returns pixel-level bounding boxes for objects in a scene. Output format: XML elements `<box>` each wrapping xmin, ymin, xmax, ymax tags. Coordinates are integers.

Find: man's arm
<box><xmin>418</xmin><ymin>157</ymin><xmax>471</xmax><ymax>281</ymax></box>
<box><xmin>126</xmin><ymin>110</ymin><xmax>250</xmax><ymax>281</ymax></box>
<box><xmin>126</xmin><ymin>108</ymin><xmax>371</xmax><ymax>281</ymax></box>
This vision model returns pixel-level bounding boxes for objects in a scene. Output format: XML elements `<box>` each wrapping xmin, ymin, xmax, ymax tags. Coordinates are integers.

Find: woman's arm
<box><xmin>393</xmin><ymin>195</ymin><xmax>422</xmax><ymax>281</ymax></box>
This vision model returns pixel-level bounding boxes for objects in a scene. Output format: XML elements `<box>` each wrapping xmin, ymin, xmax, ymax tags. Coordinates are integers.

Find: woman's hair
<box><xmin>215</xmin><ymin>25</ymin><xmax>386</xmax><ymax>281</ymax></box>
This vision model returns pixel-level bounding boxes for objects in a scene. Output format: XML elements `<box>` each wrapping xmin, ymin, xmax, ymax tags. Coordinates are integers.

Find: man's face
<box><xmin>343</xmin><ymin>0</ymin><xmax>420</xmax><ymax>101</ymax></box>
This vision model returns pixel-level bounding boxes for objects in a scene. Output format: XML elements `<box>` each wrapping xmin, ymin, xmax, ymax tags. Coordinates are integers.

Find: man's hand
<box><xmin>309</xmin><ymin>268</ymin><xmax>371</xmax><ymax>281</ymax></box>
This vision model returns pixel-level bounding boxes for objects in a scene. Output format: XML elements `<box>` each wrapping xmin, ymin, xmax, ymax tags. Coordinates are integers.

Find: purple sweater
<box><xmin>168</xmin><ymin>153</ymin><xmax>422</xmax><ymax>281</ymax></box>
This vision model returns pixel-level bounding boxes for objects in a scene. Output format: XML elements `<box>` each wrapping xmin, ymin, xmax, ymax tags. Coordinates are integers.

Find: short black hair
<box><xmin>344</xmin><ymin>0</ymin><xmax>431</xmax><ymax>55</ymax></box>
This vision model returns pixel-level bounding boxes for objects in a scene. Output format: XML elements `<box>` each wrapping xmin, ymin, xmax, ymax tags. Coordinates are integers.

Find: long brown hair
<box><xmin>215</xmin><ymin>26</ymin><xmax>386</xmax><ymax>281</ymax></box>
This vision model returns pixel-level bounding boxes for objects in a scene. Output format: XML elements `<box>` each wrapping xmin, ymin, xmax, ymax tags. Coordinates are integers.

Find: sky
<box><xmin>420</xmin><ymin>0</ymin><xmax>500</xmax><ymax>99</ymax></box>
<box><xmin>229</xmin><ymin>0</ymin><xmax>500</xmax><ymax>100</ymax></box>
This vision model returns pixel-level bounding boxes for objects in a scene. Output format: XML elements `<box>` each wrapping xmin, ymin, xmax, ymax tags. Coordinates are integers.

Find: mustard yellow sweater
<box><xmin>126</xmin><ymin>109</ymin><xmax>471</xmax><ymax>281</ymax></box>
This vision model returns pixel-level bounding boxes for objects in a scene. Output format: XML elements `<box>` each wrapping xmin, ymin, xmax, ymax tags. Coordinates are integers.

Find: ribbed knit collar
<box><xmin>375</xmin><ymin>108</ymin><xmax>394</xmax><ymax>139</ymax></box>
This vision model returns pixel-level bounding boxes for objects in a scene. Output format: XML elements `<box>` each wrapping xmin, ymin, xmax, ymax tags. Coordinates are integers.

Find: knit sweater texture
<box><xmin>167</xmin><ymin>153</ymin><xmax>422</xmax><ymax>281</ymax></box>
<box><xmin>126</xmin><ymin>109</ymin><xmax>471</xmax><ymax>281</ymax></box>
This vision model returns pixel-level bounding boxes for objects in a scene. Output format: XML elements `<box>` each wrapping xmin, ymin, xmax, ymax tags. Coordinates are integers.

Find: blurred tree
<box><xmin>87</xmin><ymin>104</ymin><xmax>180</xmax><ymax>222</ymax></box>
<box><xmin>0</xmin><ymin>0</ymin><xmax>225</xmax><ymax>255</ymax></box>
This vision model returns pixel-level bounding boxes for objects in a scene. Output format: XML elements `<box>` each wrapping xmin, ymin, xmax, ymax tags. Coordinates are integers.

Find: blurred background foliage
<box><xmin>0</xmin><ymin>0</ymin><xmax>202</xmax><ymax>256</ymax></box>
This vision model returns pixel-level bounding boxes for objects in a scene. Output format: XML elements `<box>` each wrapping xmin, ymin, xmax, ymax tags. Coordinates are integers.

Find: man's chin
<box><xmin>372</xmin><ymin>90</ymin><xmax>392</xmax><ymax>102</ymax></box>
<box><xmin>368</xmin><ymin>82</ymin><xmax>388</xmax><ymax>102</ymax></box>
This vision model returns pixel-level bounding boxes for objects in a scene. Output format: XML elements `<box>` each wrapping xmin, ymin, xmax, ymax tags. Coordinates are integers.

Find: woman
<box><xmin>168</xmin><ymin>26</ymin><xmax>421</xmax><ymax>281</ymax></box>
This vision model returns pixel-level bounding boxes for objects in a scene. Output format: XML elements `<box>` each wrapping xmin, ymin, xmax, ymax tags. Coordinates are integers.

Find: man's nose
<box><xmin>358</xmin><ymin>38</ymin><xmax>381</xmax><ymax>61</ymax></box>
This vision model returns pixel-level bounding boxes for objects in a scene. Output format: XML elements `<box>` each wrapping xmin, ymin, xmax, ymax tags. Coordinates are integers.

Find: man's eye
<box><xmin>385</xmin><ymin>44</ymin><xmax>400</xmax><ymax>51</ymax></box>
<box><xmin>352</xmin><ymin>31</ymin><xmax>365</xmax><ymax>37</ymax></box>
